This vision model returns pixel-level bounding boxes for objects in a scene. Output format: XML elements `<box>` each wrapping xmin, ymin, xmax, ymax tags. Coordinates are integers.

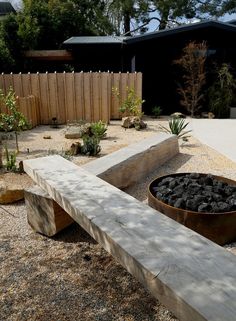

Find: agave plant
<box><xmin>159</xmin><ymin>117</ymin><xmax>192</xmax><ymax>141</ymax></box>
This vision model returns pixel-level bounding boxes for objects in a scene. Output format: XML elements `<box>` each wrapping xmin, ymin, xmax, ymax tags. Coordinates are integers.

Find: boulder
<box><xmin>170</xmin><ymin>112</ymin><xmax>186</xmax><ymax>118</ymax></box>
<box><xmin>0</xmin><ymin>181</ymin><xmax>24</xmax><ymax>204</ymax></box>
<box><xmin>121</xmin><ymin>117</ymin><xmax>133</xmax><ymax>128</ymax></box>
<box><xmin>65</xmin><ymin>124</ymin><xmax>90</xmax><ymax>139</ymax></box>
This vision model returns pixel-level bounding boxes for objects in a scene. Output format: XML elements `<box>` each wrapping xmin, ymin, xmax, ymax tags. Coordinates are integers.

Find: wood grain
<box><xmin>23</xmin><ymin>155</ymin><xmax>236</xmax><ymax>321</ymax></box>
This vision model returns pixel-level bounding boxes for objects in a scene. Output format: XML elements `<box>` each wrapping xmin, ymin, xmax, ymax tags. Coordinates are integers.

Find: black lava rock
<box><xmin>151</xmin><ymin>173</ymin><xmax>236</xmax><ymax>213</ymax></box>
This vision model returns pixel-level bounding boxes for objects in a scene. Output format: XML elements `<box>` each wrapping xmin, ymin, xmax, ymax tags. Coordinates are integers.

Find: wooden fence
<box><xmin>0</xmin><ymin>72</ymin><xmax>142</xmax><ymax>125</ymax></box>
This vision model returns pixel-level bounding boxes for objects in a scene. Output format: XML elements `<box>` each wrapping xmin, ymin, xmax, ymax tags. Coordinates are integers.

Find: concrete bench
<box><xmin>23</xmin><ymin>155</ymin><xmax>236</xmax><ymax>321</ymax></box>
<box><xmin>25</xmin><ymin>133</ymin><xmax>179</xmax><ymax>236</ymax></box>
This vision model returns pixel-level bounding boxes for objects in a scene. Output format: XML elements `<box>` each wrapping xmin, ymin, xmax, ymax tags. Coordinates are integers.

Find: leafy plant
<box><xmin>159</xmin><ymin>118</ymin><xmax>192</xmax><ymax>141</ymax></box>
<box><xmin>208</xmin><ymin>63</ymin><xmax>236</xmax><ymax>118</ymax></box>
<box><xmin>90</xmin><ymin>120</ymin><xmax>107</xmax><ymax>139</ymax></box>
<box><xmin>152</xmin><ymin>106</ymin><xmax>162</xmax><ymax>118</ymax></box>
<box><xmin>81</xmin><ymin>135</ymin><xmax>101</xmax><ymax>156</ymax></box>
<box><xmin>0</xmin><ymin>87</ymin><xmax>29</xmax><ymax>152</ymax></box>
<box><xmin>4</xmin><ymin>144</ymin><xmax>17</xmax><ymax>171</ymax></box>
<box><xmin>112</xmin><ymin>86</ymin><xmax>144</xmax><ymax>117</ymax></box>
<box><xmin>47</xmin><ymin>148</ymin><xmax>72</xmax><ymax>161</ymax></box>
<box><xmin>174</xmin><ymin>41</ymin><xmax>207</xmax><ymax>117</ymax></box>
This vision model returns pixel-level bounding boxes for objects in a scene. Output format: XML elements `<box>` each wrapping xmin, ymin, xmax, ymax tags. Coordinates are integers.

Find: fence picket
<box><xmin>0</xmin><ymin>72</ymin><xmax>142</xmax><ymax>124</ymax></box>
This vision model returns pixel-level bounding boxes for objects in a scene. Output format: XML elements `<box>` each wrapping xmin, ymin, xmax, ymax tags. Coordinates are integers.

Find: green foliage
<box><xmin>151</xmin><ymin>106</ymin><xmax>162</xmax><ymax>117</ymax></box>
<box><xmin>112</xmin><ymin>86</ymin><xmax>144</xmax><ymax>117</ymax></box>
<box><xmin>47</xmin><ymin>148</ymin><xmax>72</xmax><ymax>160</ymax></box>
<box><xmin>90</xmin><ymin>120</ymin><xmax>107</xmax><ymax>139</ymax></box>
<box><xmin>159</xmin><ymin>117</ymin><xmax>192</xmax><ymax>140</ymax></box>
<box><xmin>81</xmin><ymin>135</ymin><xmax>101</xmax><ymax>156</ymax></box>
<box><xmin>174</xmin><ymin>41</ymin><xmax>207</xmax><ymax>117</ymax></box>
<box><xmin>208</xmin><ymin>63</ymin><xmax>236</xmax><ymax>118</ymax></box>
<box><xmin>0</xmin><ymin>87</ymin><xmax>29</xmax><ymax>152</ymax></box>
<box><xmin>4</xmin><ymin>144</ymin><xmax>17</xmax><ymax>171</ymax></box>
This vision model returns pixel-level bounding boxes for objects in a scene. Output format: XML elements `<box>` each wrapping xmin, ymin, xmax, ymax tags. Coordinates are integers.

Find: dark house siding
<box><xmin>63</xmin><ymin>21</ymin><xmax>236</xmax><ymax>114</ymax></box>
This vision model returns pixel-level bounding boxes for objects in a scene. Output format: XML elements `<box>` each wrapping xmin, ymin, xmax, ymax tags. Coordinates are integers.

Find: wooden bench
<box><xmin>23</xmin><ymin>155</ymin><xmax>236</xmax><ymax>321</ymax></box>
<box><xmin>25</xmin><ymin>133</ymin><xmax>179</xmax><ymax>236</ymax></box>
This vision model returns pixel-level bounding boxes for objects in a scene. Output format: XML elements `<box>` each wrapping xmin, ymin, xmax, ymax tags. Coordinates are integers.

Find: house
<box><xmin>0</xmin><ymin>2</ymin><xmax>15</xmax><ymax>20</ymax></box>
<box><xmin>63</xmin><ymin>20</ymin><xmax>236</xmax><ymax>114</ymax></box>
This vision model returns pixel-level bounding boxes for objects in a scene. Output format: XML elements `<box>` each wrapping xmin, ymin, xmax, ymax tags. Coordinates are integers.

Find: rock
<box><xmin>198</xmin><ymin>203</ymin><xmax>212</xmax><ymax>212</ymax></box>
<box><xmin>170</xmin><ymin>112</ymin><xmax>186</xmax><ymax>118</ymax></box>
<box><xmin>43</xmin><ymin>135</ymin><xmax>51</xmax><ymax>139</ymax></box>
<box><xmin>121</xmin><ymin>117</ymin><xmax>133</xmax><ymax>128</ymax></box>
<box><xmin>174</xmin><ymin>198</ymin><xmax>185</xmax><ymax>209</ymax></box>
<box><xmin>186</xmin><ymin>199</ymin><xmax>198</xmax><ymax>211</ymax></box>
<box><xmin>152</xmin><ymin>173</ymin><xmax>236</xmax><ymax>213</ymax></box>
<box><xmin>70</xmin><ymin>142</ymin><xmax>81</xmax><ymax>155</ymax></box>
<box><xmin>65</xmin><ymin>124</ymin><xmax>90</xmax><ymax>139</ymax></box>
<box><xmin>132</xmin><ymin>117</ymin><xmax>147</xmax><ymax>130</ymax></box>
<box><xmin>0</xmin><ymin>181</ymin><xmax>24</xmax><ymax>204</ymax></box>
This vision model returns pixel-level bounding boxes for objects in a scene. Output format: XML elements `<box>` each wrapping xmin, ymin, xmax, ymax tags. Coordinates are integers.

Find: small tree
<box><xmin>208</xmin><ymin>63</ymin><xmax>236</xmax><ymax>118</ymax></box>
<box><xmin>174</xmin><ymin>41</ymin><xmax>207</xmax><ymax>117</ymax></box>
<box><xmin>0</xmin><ymin>87</ymin><xmax>29</xmax><ymax>152</ymax></box>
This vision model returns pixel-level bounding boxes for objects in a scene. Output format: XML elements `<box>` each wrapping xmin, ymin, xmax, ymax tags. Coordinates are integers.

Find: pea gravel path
<box><xmin>1</xmin><ymin>118</ymin><xmax>236</xmax><ymax>321</ymax></box>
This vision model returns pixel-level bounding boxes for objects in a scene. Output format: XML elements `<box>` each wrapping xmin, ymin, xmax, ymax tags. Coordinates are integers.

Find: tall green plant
<box><xmin>0</xmin><ymin>87</ymin><xmax>29</xmax><ymax>152</ymax></box>
<box><xmin>112</xmin><ymin>86</ymin><xmax>144</xmax><ymax>117</ymax></box>
<box><xmin>208</xmin><ymin>63</ymin><xmax>236</xmax><ymax>118</ymax></box>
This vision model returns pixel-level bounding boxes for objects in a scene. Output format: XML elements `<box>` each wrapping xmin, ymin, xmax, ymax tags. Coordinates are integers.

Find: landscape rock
<box><xmin>170</xmin><ymin>112</ymin><xmax>186</xmax><ymax>118</ymax></box>
<box><xmin>0</xmin><ymin>181</ymin><xmax>24</xmax><ymax>204</ymax></box>
<box><xmin>121</xmin><ymin>116</ymin><xmax>147</xmax><ymax>130</ymax></box>
<box><xmin>121</xmin><ymin>117</ymin><xmax>132</xmax><ymax>128</ymax></box>
<box><xmin>65</xmin><ymin>124</ymin><xmax>90</xmax><ymax>139</ymax></box>
<box><xmin>152</xmin><ymin>173</ymin><xmax>236</xmax><ymax>213</ymax></box>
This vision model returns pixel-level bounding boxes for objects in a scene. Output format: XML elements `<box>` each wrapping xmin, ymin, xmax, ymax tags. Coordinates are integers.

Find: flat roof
<box><xmin>63</xmin><ymin>20</ymin><xmax>236</xmax><ymax>47</ymax></box>
<box><xmin>64</xmin><ymin>36</ymin><xmax>127</xmax><ymax>45</ymax></box>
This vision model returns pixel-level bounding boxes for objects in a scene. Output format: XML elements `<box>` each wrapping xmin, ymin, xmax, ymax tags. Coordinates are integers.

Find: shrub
<box><xmin>90</xmin><ymin>120</ymin><xmax>107</xmax><ymax>139</ymax></box>
<box><xmin>152</xmin><ymin>106</ymin><xmax>162</xmax><ymax>118</ymax></box>
<box><xmin>81</xmin><ymin>135</ymin><xmax>101</xmax><ymax>156</ymax></box>
<box><xmin>4</xmin><ymin>144</ymin><xmax>17</xmax><ymax>171</ymax></box>
<box><xmin>112</xmin><ymin>86</ymin><xmax>144</xmax><ymax>117</ymax></box>
<box><xmin>0</xmin><ymin>87</ymin><xmax>29</xmax><ymax>152</ymax></box>
<box><xmin>208</xmin><ymin>63</ymin><xmax>236</xmax><ymax>118</ymax></box>
<box><xmin>159</xmin><ymin>117</ymin><xmax>192</xmax><ymax>141</ymax></box>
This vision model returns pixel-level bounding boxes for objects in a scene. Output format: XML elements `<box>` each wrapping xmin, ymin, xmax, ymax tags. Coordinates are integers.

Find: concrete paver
<box><xmin>189</xmin><ymin>119</ymin><xmax>236</xmax><ymax>163</ymax></box>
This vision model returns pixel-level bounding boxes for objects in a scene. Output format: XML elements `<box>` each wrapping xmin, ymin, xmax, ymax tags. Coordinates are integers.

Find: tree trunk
<box><xmin>0</xmin><ymin>140</ymin><xmax>2</xmax><ymax>168</ymax></box>
<box><xmin>159</xmin><ymin>9</ymin><xmax>170</xmax><ymax>30</ymax></box>
<box><xmin>123</xmin><ymin>10</ymin><xmax>131</xmax><ymax>35</ymax></box>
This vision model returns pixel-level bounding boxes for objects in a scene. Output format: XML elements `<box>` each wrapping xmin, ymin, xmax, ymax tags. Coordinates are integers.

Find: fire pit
<box><xmin>148</xmin><ymin>173</ymin><xmax>236</xmax><ymax>245</ymax></box>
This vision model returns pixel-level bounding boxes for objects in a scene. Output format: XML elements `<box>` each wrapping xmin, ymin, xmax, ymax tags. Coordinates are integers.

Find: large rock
<box><xmin>65</xmin><ymin>124</ymin><xmax>90</xmax><ymax>139</ymax></box>
<box><xmin>0</xmin><ymin>181</ymin><xmax>24</xmax><ymax>204</ymax></box>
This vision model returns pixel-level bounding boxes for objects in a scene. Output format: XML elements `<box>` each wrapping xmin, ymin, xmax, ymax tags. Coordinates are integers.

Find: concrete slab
<box><xmin>189</xmin><ymin>119</ymin><xmax>236</xmax><ymax>163</ymax></box>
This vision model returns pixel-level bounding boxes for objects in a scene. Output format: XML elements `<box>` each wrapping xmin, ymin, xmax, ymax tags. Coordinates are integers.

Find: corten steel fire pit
<box><xmin>148</xmin><ymin>173</ymin><xmax>236</xmax><ymax>245</ymax></box>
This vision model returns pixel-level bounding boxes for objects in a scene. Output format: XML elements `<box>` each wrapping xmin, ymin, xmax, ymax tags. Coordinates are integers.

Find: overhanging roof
<box><xmin>0</xmin><ymin>2</ymin><xmax>15</xmax><ymax>16</ymax></box>
<box><xmin>64</xmin><ymin>36</ymin><xmax>127</xmax><ymax>46</ymax></box>
<box><xmin>63</xmin><ymin>20</ymin><xmax>236</xmax><ymax>48</ymax></box>
<box><xmin>126</xmin><ymin>20</ymin><xmax>236</xmax><ymax>44</ymax></box>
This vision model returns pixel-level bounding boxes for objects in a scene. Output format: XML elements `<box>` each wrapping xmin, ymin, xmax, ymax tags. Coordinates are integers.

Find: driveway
<box><xmin>189</xmin><ymin>118</ymin><xmax>236</xmax><ymax>163</ymax></box>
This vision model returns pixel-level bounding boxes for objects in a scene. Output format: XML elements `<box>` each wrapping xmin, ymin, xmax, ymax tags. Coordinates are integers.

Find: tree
<box><xmin>105</xmin><ymin>0</ymin><xmax>149</xmax><ymax>35</ymax></box>
<box><xmin>174</xmin><ymin>41</ymin><xmax>207</xmax><ymax>117</ymax></box>
<box><xmin>0</xmin><ymin>0</ymin><xmax>115</xmax><ymax>70</ymax></box>
<box><xmin>16</xmin><ymin>0</ymin><xmax>114</xmax><ymax>50</ymax></box>
<box><xmin>0</xmin><ymin>87</ymin><xmax>29</xmax><ymax>153</ymax></box>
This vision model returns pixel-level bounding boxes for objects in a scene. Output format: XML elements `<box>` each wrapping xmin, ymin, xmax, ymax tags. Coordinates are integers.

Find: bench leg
<box><xmin>25</xmin><ymin>185</ymin><xmax>74</xmax><ymax>237</ymax></box>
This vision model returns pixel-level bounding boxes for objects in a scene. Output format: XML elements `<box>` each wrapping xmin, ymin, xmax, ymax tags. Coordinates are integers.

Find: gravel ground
<box><xmin>1</xmin><ymin>117</ymin><xmax>236</xmax><ymax>321</ymax></box>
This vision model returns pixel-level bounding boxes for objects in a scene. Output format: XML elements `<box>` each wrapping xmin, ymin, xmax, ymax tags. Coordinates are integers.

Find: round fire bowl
<box><xmin>148</xmin><ymin>173</ymin><xmax>236</xmax><ymax>245</ymax></box>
